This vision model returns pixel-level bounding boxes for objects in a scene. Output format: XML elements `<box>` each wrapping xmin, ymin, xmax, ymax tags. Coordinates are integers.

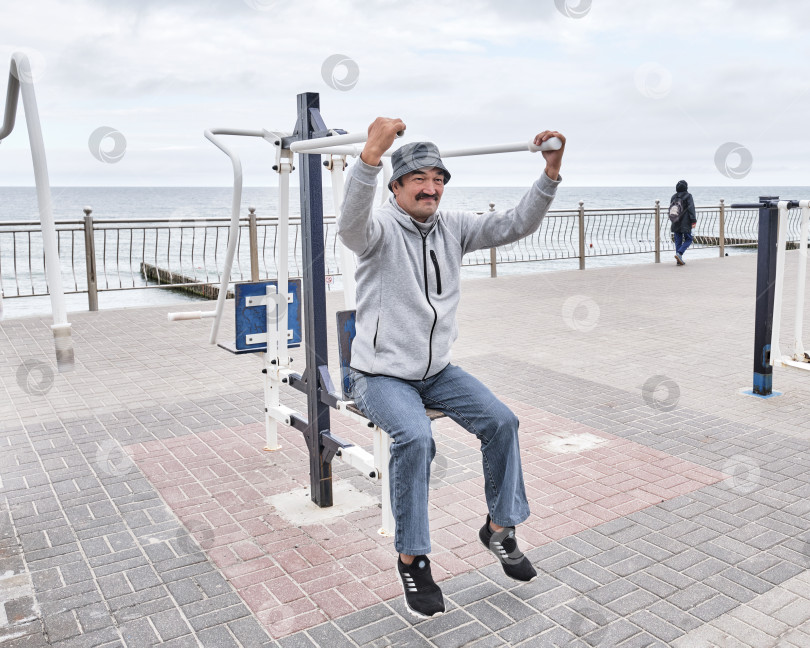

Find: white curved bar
<box><xmin>203</xmin><ymin>130</ymin><xmax>270</xmax><ymax>342</ymax></box>
<box><xmin>1</xmin><ymin>53</ymin><xmax>73</xmax><ymax>370</ymax></box>
<box><xmin>205</xmin><ymin>128</ymin><xmax>245</xmax><ymax>345</ymax></box>
<box><xmin>206</xmin><ymin>128</ymin><xmax>268</xmax><ymax>138</ymax></box>
<box><xmin>202</xmin><ymin>128</ymin><xmax>283</xmax><ymax>344</ymax></box>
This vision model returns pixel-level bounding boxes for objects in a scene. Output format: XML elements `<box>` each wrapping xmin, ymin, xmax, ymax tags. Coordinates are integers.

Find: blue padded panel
<box><xmin>234</xmin><ymin>279</ymin><xmax>302</xmax><ymax>352</ymax></box>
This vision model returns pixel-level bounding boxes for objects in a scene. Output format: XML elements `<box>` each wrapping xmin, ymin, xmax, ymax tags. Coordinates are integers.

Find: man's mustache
<box><xmin>416</xmin><ymin>193</ymin><xmax>437</xmax><ymax>201</ymax></box>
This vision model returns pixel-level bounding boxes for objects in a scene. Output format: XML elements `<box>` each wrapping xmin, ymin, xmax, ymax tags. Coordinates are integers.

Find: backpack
<box><xmin>668</xmin><ymin>197</ymin><xmax>684</xmax><ymax>224</ymax></box>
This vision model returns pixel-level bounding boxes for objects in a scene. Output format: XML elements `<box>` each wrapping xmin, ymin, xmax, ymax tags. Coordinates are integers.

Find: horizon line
<box><xmin>2</xmin><ymin>184</ymin><xmax>809</xmax><ymax>189</ymax></box>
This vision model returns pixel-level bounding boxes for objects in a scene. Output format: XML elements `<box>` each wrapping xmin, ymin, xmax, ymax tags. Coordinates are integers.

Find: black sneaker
<box><xmin>479</xmin><ymin>515</ymin><xmax>537</xmax><ymax>582</ymax></box>
<box><xmin>397</xmin><ymin>555</ymin><xmax>445</xmax><ymax>619</ymax></box>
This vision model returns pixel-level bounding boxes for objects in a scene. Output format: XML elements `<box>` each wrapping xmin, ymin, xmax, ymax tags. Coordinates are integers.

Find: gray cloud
<box><xmin>1</xmin><ymin>0</ymin><xmax>809</xmax><ymax>186</ymax></box>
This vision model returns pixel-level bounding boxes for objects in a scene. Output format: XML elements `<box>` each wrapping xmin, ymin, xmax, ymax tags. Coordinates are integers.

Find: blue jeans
<box><xmin>349</xmin><ymin>364</ymin><xmax>530</xmax><ymax>555</ymax></box>
<box><xmin>674</xmin><ymin>231</ymin><xmax>694</xmax><ymax>256</ymax></box>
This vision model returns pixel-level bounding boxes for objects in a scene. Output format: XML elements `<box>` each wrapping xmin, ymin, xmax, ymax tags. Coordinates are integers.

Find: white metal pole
<box><xmin>276</xmin><ymin>158</ymin><xmax>291</xmax><ymax>355</ymax></box>
<box><xmin>289</xmin><ymin>135</ymin><xmax>563</xmax><ymax>159</ymax></box>
<box><xmin>290</xmin><ymin>131</ymin><xmax>368</xmax><ymax>153</ymax></box>
<box><xmin>290</xmin><ymin>129</ymin><xmax>408</xmax><ymax>154</ymax></box>
<box><xmin>9</xmin><ymin>54</ymin><xmax>73</xmax><ymax>371</ymax></box>
<box><xmin>264</xmin><ymin>284</ymin><xmax>281</xmax><ymax>451</ymax></box>
<box><xmin>330</xmin><ymin>156</ymin><xmax>356</xmax><ymax>309</ymax></box>
<box><xmin>794</xmin><ymin>202</ymin><xmax>810</xmax><ymax>360</ymax></box>
<box><xmin>262</xmin><ymin>152</ymin><xmax>292</xmax><ymax>451</ymax></box>
<box><xmin>167</xmin><ymin>311</ymin><xmax>215</xmax><ymax>321</ymax></box>
<box><xmin>380</xmin><ymin>158</ymin><xmax>392</xmax><ymax>207</ymax></box>
<box><xmin>375</xmin><ymin>425</ymin><xmax>395</xmax><ymax>536</ymax></box>
<box><xmin>770</xmin><ymin>201</ymin><xmax>790</xmax><ymax>365</ymax></box>
<box><xmin>294</xmin><ymin>144</ymin><xmax>363</xmax><ymax>157</ymax></box>
<box><xmin>439</xmin><ymin>137</ymin><xmax>563</xmax><ymax>158</ymax></box>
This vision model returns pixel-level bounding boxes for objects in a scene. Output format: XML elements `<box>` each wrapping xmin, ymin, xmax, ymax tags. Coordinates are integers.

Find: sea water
<box><xmin>2</xmin><ymin>185</ymin><xmax>807</xmax><ymax>221</ymax></box>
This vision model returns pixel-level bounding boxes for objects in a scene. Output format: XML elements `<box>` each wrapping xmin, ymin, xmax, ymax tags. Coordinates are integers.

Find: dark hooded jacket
<box><xmin>670</xmin><ymin>180</ymin><xmax>696</xmax><ymax>234</ymax></box>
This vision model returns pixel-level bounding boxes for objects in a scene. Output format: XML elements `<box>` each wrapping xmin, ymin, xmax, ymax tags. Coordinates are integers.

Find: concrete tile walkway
<box><xmin>1</xmin><ymin>250</ymin><xmax>809</xmax><ymax>647</ymax></box>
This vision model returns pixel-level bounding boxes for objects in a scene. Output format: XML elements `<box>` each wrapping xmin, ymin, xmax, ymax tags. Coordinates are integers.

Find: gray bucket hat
<box><xmin>388</xmin><ymin>142</ymin><xmax>451</xmax><ymax>191</ymax></box>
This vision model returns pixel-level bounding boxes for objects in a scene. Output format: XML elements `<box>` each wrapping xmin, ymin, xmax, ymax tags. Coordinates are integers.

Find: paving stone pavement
<box><xmin>1</xmin><ymin>251</ymin><xmax>809</xmax><ymax>647</ymax></box>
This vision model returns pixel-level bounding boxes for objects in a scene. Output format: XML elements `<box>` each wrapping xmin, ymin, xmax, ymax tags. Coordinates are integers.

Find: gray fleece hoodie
<box><xmin>338</xmin><ymin>158</ymin><xmax>560</xmax><ymax>380</ymax></box>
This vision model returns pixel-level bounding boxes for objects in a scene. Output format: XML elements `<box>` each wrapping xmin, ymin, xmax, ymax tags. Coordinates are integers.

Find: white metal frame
<box><xmin>169</xmin><ymin>123</ymin><xmax>562</xmax><ymax>535</ymax></box>
<box><xmin>0</xmin><ymin>53</ymin><xmax>73</xmax><ymax>370</ymax></box>
<box><xmin>770</xmin><ymin>200</ymin><xmax>810</xmax><ymax>371</ymax></box>
<box><xmin>168</xmin><ymin>127</ymin><xmax>294</xmax><ymax>451</ymax></box>
<box><xmin>290</xmin><ymin>134</ymin><xmax>562</xmax><ymax>159</ymax></box>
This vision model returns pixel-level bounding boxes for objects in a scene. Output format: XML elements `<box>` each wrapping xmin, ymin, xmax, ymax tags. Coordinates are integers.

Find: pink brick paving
<box><xmin>126</xmin><ymin>398</ymin><xmax>726</xmax><ymax>639</ymax></box>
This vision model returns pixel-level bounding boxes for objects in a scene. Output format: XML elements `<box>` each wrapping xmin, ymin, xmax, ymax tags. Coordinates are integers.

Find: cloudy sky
<box><xmin>0</xmin><ymin>0</ymin><xmax>808</xmax><ymax>187</ymax></box>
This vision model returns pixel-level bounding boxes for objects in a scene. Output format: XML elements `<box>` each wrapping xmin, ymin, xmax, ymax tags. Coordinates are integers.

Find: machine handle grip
<box><xmin>528</xmin><ymin>136</ymin><xmax>563</xmax><ymax>153</ymax></box>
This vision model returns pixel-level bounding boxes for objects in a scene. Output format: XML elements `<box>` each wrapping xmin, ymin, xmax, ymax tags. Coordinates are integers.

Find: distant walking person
<box><xmin>670</xmin><ymin>180</ymin><xmax>696</xmax><ymax>265</ymax></box>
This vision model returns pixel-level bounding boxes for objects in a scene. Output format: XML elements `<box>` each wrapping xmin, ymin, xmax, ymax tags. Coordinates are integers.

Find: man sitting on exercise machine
<box><xmin>338</xmin><ymin>117</ymin><xmax>565</xmax><ymax>619</ymax></box>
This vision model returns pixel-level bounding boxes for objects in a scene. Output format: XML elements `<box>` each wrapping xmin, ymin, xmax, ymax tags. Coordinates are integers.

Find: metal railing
<box><xmin>0</xmin><ymin>201</ymin><xmax>804</xmax><ymax>310</ymax></box>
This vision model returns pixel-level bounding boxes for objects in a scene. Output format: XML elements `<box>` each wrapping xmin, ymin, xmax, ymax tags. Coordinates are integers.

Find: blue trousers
<box><xmin>674</xmin><ymin>231</ymin><xmax>694</xmax><ymax>256</ymax></box>
<box><xmin>350</xmin><ymin>364</ymin><xmax>530</xmax><ymax>555</ymax></box>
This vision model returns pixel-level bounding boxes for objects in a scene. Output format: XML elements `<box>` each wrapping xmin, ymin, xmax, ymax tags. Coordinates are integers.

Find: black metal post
<box><xmin>752</xmin><ymin>196</ymin><xmax>779</xmax><ymax>396</ymax></box>
<box><xmin>296</xmin><ymin>92</ymin><xmax>333</xmax><ymax>507</ymax></box>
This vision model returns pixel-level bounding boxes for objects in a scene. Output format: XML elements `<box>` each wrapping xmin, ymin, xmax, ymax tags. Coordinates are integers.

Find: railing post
<box><xmin>654</xmin><ymin>200</ymin><xmax>661</xmax><ymax>264</ymax></box>
<box><xmin>719</xmin><ymin>199</ymin><xmax>726</xmax><ymax>258</ymax></box>
<box><xmin>248</xmin><ymin>206</ymin><xmax>260</xmax><ymax>281</ymax></box>
<box><xmin>489</xmin><ymin>202</ymin><xmax>497</xmax><ymax>278</ymax></box>
<box><xmin>83</xmin><ymin>207</ymin><xmax>98</xmax><ymax>312</ymax></box>
<box><xmin>578</xmin><ymin>200</ymin><xmax>586</xmax><ymax>270</ymax></box>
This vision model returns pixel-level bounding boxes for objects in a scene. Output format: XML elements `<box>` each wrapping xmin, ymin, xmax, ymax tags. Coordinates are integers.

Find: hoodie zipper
<box><xmin>429</xmin><ymin>250</ymin><xmax>442</xmax><ymax>295</ymax></box>
<box><xmin>421</xmin><ymin>234</ymin><xmax>438</xmax><ymax>380</ymax></box>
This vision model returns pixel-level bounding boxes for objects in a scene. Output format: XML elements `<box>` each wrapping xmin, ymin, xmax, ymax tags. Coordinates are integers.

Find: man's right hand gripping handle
<box><xmin>360</xmin><ymin>117</ymin><xmax>406</xmax><ymax>167</ymax></box>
